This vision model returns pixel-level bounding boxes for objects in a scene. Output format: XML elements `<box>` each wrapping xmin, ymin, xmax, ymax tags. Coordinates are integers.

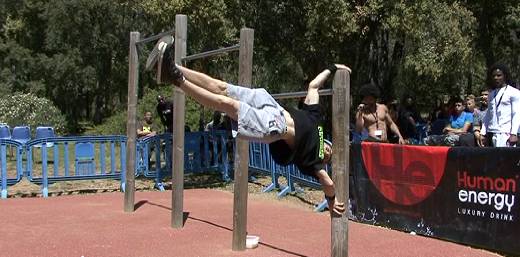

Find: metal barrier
<box><xmin>2</xmin><ymin>131</ymin><xmax>317</xmax><ymax>202</ymax></box>
<box><xmin>24</xmin><ymin>136</ymin><xmax>127</xmax><ymax>197</ymax></box>
<box><xmin>1</xmin><ymin>131</ymin><xmax>234</xmax><ymax>198</ymax></box>
<box><xmin>0</xmin><ymin>139</ymin><xmax>24</xmax><ymax>198</ymax></box>
<box><xmin>136</xmin><ymin>131</ymin><xmax>233</xmax><ymax>190</ymax></box>
<box><xmin>201</xmin><ymin>130</ymin><xmax>234</xmax><ymax>181</ymax></box>
<box><xmin>247</xmin><ymin>141</ymin><xmax>329</xmax><ymax>210</ymax></box>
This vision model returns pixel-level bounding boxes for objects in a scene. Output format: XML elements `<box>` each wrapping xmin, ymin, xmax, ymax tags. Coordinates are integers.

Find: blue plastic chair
<box><xmin>75</xmin><ymin>142</ymin><xmax>95</xmax><ymax>175</ymax></box>
<box><xmin>184</xmin><ymin>133</ymin><xmax>202</xmax><ymax>172</ymax></box>
<box><xmin>36</xmin><ymin>126</ymin><xmax>55</xmax><ymax>138</ymax></box>
<box><xmin>11</xmin><ymin>126</ymin><xmax>31</xmax><ymax>145</ymax></box>
<box><xmin>0</xmin><ymin>125</ymin><xmax>10</xmax><ymax>139</ymax></box>
<box><xmin>35</xmin><ymin>126</ymin><xmax>55</xmax><ymax>147</ymax></box>
<box><xmin>0</xmin><ymin>125</ymin><xmax>13</xmax><ymax>159</ymax></box>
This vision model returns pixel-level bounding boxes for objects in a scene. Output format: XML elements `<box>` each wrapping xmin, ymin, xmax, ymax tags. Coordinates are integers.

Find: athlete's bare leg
<box><xmin>177</xmin><ymin>79</ymin><xmax>239</xmax><ymax>121</ymax></box>
<box><xmin>177</xmin><ymin>65</ymin><xmax>229</xmax><ymax>96</ymax></box>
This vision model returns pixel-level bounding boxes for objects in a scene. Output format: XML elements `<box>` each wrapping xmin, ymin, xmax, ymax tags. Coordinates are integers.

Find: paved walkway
<box><xmin>0</xmin><ymin>190</ymin><xmax>501</xmax><ymax>257</ymax></box>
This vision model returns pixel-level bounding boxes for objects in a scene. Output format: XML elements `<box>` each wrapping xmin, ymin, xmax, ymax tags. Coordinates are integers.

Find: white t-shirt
<box><xmin>481</xmin><ymin>85</ymin><xmax>520</xmax><ymax>135</ymax></box>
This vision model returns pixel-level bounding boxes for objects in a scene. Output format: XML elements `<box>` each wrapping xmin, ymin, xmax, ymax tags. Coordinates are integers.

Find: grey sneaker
<box><xmin>146</xmin><ymin>36</ymin><xmax>185</xmax><ymax>85</ymax></box>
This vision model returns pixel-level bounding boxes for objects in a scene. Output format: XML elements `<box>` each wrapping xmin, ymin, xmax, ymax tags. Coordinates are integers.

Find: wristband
<box><xmin>327</xmin><ymin>64</ymin><xmax>337</xmax><ymax>74</ymax></box>
<box><xmin>325</xmin><ymin>194</ymin><xmax>335</xmax><ymax>201</ymax></box>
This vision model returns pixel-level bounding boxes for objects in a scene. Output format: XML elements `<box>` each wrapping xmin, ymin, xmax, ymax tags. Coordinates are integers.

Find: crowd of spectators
<box><xmin>362</xmin><ymin>63</ymin><xmax>519</xmax><ymax>148</ymax></box>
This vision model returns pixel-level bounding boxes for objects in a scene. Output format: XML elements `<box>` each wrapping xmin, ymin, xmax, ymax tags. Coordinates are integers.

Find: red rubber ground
<box><xmin>0</xmin><ymin>189</ymin><xmax>500</xmax><ymax>257</ymax></box>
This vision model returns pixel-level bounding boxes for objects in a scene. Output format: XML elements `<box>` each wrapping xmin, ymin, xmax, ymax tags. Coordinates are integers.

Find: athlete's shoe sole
<box><xmin>145</xmin><ymin>35</ymin><xmax>173</xmax><ymax>70</ymax></box>
<box><xmin>145</xmin><ymin>35</ymin><xmax>185</xmax><ymax>85</ymax></box>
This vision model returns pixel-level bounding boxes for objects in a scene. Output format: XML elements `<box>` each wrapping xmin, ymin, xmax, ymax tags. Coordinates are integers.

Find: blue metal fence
<box><xmin>135</xmin><ymin>131</ymin><xmax>232</xmax><ymax>190</ymax></box>
<box><xmin>248</xmin><ymin>141</ymin><xmax>329</xmax><ymax>211</ymax></box>
<box><xmin>0</xmin><ymin>139</ymin><xmax>24</xmax><ymax>198</ymax></box>
<box><xmin>2</xmin><ymin>130</ymin><xmax>326</xmax><ymax>208</ymax></box>
<box><xmin>24</xmin><ymin>136</ymin><xmax>127</xmax><ymax>197</ymax></box>
<box><xmin>1</xmin><ymin>131</ymin><xmax>234</xmax><ymax>199</ymax></box>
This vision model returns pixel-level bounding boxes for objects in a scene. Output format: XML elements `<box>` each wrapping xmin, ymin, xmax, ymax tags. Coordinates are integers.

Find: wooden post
<box><xmin>232</xmin><ymin>28</ymin><xmax>254</xmax><ymax>251</ymax></box>
<box><xmin>331</xmin><ymin>69</ymin><xmax>350</xmax><ymax>257</ymax></box>
<box><xmin>172</xmin><ymin>14</ymin><xmax>187</xmax><ymax>228</ymax></box>
<box><xmin>124</xmin><ymin>31</ymin><xmax>140</xmax><ymax>213</ymax></box>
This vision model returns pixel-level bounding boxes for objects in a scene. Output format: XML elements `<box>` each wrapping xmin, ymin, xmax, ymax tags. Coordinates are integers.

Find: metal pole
<box><xmin>182</xmin><ymin>44</ymin><xmax>240</xmax><ymax>62</ymax></box>
<box><xmin>271</xmin><ymin>88</ymin><xmax>333</xmax><ymax>100</ymax></box>
<box><xmin>136</xmin><ymin>29</ymin><xmax>175</xmax><ymax>45</ymax></box>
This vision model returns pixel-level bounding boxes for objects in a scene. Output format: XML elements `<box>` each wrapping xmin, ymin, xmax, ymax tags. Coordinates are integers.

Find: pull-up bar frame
<box><xmin>125</xmin><ymin>13</ymin><xmax>350</xmax><ymax>257</ymax></box>
<box><xmin>182</xmin><ymin>44</ymin><xmax>240</xmax><ymax>62</ymax></box>
<box><xmin>271</xmin><ymin>88</ymin><xmax>333</xmax><ymax>99</ymax></box>
<box><xmin>136</xmin><ymin>29</ymin><xmax>176</xmax><ymax>45</ymax></box>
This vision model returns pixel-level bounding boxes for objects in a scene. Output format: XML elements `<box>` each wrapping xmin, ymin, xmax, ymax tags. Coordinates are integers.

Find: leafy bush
<box><xmin>0</xmin><ymin>92</ymin><xmax>66</xmax><ymax>135</ymax></box>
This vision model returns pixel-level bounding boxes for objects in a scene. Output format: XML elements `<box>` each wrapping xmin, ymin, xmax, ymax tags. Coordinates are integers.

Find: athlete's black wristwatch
<box><xmin>327</xmin><ymin>64</ymin><xmax>337</xmax><ymax>74</ymax></box>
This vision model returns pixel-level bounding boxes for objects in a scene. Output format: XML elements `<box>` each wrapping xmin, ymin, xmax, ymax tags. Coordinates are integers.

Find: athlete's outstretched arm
<box><xmin>304</xmin><ymin>64</ymin><xmax>351</xmax><ymax>105</ymax></box>
<box><xmin>315</xmin><ymin>169</ymin><xmax>345</xmax><ymax>216</ymax></box>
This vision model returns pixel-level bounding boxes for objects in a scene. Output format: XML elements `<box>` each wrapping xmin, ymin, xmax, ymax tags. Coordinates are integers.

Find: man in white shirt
<box><xmin>480</xmin><ymin>64</ymin><xmax>520</xmax><ymax>147</ymax></box>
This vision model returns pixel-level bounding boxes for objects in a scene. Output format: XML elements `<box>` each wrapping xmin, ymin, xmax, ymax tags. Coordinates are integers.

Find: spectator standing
<box><xmin>137</xmin><ymin>111</ymin><xmax>158</xmax><ymax>139</ymax></box>
<box><xmin>480</xmin><ymin>64</ymin><xmax>520</xmax><ymax>147</ymax></box>
<box><xmin>205</xmin><ymin>111</ymin><xmax>225</xmax><ymax>131</ymax></box>
<box><xmin>156</xmin><ymin>95</ymin><xmax>174</xmax><ymax>133</ymax></box>
<box><xmin>355</xmin><ymin>83</ymin><xmax>405</xmax><ymax>144</ymax></box>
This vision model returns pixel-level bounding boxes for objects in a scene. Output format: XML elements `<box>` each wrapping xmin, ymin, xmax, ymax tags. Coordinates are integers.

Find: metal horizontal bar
<box><xmin>182</xmin><ymin>44</ymin><xmax>240</xmax><ymax>62</ymax></box>
<box><xmin>271</xmin><ymin>89</ymin><xmax>333</xmax><ymax>99</ymax></box>
<box><xmin>136</xmin><ymin>29</ymin><xmax>175</xmax><ymax>45</ymax></box>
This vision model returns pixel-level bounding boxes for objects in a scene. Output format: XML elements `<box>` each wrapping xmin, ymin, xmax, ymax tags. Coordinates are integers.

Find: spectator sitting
<box><xmin>465</xmin><ymin>95</ymin><xmax>480</xmax><ymax>117</ymax></box>
<box><xmin>431</xmin><ymin>96</ymin><xmax>451</xmax><ymax>122</ymax></box>
<box><xmin>397</xmin><ymin>94</ymin><xmax>422</xmax><ymax>144</ymax></box>
<box><xmin>428</xmin><ymin>100</ymin><xmax>451</xmax><ymax>136</ymax></box>
<box><xmin>473</xmin><ymin>89</ymin><xmax>489</xmax><ymax>147</ymax></box>
<box><xmin>425</xmin><ymin>97</ymin><xmax>474</xmax><ymax>146</ymax></box>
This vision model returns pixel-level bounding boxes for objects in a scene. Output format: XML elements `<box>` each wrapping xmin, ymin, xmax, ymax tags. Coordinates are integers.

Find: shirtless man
<box><xmin>355</xmin><ymin>83</ymin><xmax>405</xmax><ymax>144</ymax></box>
